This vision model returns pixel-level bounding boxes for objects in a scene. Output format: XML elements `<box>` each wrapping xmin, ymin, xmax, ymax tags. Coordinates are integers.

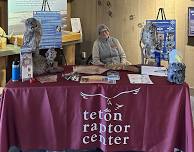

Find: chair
<box><xmin>86</xmin><ymin>54</ymin><xmax>93</xmax><ymax>65</ymax></box>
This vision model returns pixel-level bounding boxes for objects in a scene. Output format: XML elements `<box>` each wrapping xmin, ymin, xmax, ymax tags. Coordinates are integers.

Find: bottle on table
<box><xmin>12</xmin><ymin>61</ymin><xmax>20</xmax><ymax>82</ymax></box>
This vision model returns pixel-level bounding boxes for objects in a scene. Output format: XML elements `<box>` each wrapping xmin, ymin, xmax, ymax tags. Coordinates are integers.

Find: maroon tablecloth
<box><xmin>0</xmin><ymin>66</ymin><xmax>193</xmax><ymax>152</ymax></box>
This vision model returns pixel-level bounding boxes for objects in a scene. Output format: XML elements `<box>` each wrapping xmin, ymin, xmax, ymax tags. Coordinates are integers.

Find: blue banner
<box><xmin>146</xmin><ymin>20</ymin><xmax>176</xmax><ymax>60</ymax></box>
<box><xmin>33</xmin><ymin>11</ymin><xmax>62</xmax><ymax>49</ymax></box>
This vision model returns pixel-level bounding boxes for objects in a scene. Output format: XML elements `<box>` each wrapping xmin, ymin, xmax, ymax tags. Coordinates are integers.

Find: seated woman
<box><xmin>92</xmin><ymin>24</ymin><xmax>128</xmax><ymax>65</ymax></box>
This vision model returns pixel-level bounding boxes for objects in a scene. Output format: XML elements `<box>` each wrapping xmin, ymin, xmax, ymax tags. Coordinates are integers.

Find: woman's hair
<box><xmin>97</xmin><ymin>24</ymin><xmax>109</xmax><ymax>35</ymax></box>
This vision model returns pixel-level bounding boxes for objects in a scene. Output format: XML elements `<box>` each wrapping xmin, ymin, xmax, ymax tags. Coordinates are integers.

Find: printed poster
<box><xmin>33</xmin><ymin>11</ymin><xmax>62</xmax><ymax>49</ymax></box>
<box><xmin>146</xmin><ymin>20</ymin><xmax>176</xmax><ymax>60</ymax></box>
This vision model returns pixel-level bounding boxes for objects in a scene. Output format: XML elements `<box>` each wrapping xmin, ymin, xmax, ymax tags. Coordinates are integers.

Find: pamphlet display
<box><xmin>146</xmin><ymin>20</ymin><xmax>176</xmax><ymax>60</ymax></box>
<box><xmin>20</xmin><ymin>52</ymin><xmax>33</xmax><ymax>82</ymax></box>
<box><xmin>33</xmin><ymin>11</ymin><xmax>62</xmax><ymax>49</ymax></box>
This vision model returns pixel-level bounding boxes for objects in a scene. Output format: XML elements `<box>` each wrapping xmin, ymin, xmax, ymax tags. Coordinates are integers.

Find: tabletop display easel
<box><xmin>41</xmin><ymin>0</ymin><xmax>51</xmax><ymax>11</ymax></box>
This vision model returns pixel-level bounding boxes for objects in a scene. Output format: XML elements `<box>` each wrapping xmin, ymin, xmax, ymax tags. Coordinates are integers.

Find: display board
<box><xmin>146</xmin><ymin>20</ymin><xmax>176</xmax><ymax>60</ymax></box>
<box><xmin>188</xmin><ymin>7</ymin><xmax>194</xmax><ymax>36</ymax></box>
<box><xmin>8</xmin><ymin>0</ymin><xmax>67</xmax><ymax>35</ymax></box>
<box><xmin>33</xmin><ymin>11</ymin><xmax>62</xmax><ymax>49</ymax></box>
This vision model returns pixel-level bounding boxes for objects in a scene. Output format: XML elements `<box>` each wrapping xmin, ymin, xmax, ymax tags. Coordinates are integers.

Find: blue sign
<box><xmin>33</xmin><ymin>11</ymin><xmax>62</xmax><ymax>49</ymax></box>
<box><xmin>146</xmin><ymin>20</ymin><xmax>176</xmax><ymax>60</ymax></box>
<box><xmin>188</xmin><ymin>7</ymin><xmax>194</xmax><ymax>36</ymax></box>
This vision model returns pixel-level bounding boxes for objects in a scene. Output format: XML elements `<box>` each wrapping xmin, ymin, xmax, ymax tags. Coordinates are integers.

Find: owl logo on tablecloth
<box><xmin>80</xmin><ymin>88</ymin><xmax>140</xmax><ymax>112</ymax></box>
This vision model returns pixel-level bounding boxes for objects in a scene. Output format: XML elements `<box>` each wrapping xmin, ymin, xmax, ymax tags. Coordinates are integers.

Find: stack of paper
<box><xmin>128</xmin><ymin>74</ymin><xmax>153</xmax><ymax>84</ymax></box>
<box><xmin>107</xmin><ymin>71</ymin><xmax>120</xmax><ymax>81</ymax></box>
<box><xmin>141</xmin><ymin>66</ymin><xmax>167</xmax><ymax>77</ymax></box>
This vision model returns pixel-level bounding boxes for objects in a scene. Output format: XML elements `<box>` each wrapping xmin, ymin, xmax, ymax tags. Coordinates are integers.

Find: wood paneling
<box><xmin>185</xmin><ymin>0</ymin><xmax>194</xmax><ymax>87</ymax></box>
<box><xmin>139</xmin><ymin>0</ymin><xmax>156</xmax><ymax>21</ymax></box>
<box><xmin>164</xmin><ymin>0</ymin><xmax>175</xmax><ymax>19</ymax></box>
<box><xmin>71</xmin><ymin>0</ymin><xmax>97</xmax><ymax>62</ymax></box>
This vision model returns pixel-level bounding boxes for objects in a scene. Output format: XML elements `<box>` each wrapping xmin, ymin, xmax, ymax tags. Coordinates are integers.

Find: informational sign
<box><xmin>33</xmin><ymin>11</ymin><xmax>62</xmax><ymax>49</ymax></box>
<box><xmin>188</xmin><ymin>7</ymin><xmax>194</xmax><ymax>36</ymax></box>
<box><xmin>146</xmin><ymin>20</ymin><xmax>176</xmax><ymax>60</ymax></box>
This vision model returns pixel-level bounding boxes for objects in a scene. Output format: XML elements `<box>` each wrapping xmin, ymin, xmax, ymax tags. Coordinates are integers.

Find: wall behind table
<box><xmin>0</xmin><ymin>0</ymin><xmax>7</xmax><ymax>33</ymax></box>
<box><xmin>185</xmin><ymin>0</ymin><xmax>194</xmax><ymax>88</ymax></box>
<box><xmin>71</xmin><ymin>0</ymin><xmax>97</xmax><ymax>64</ymax></box>
<box><xmin>71</xmin><ymin>0</ymin><xmax>194</xmax><ymax>88</ymax></box>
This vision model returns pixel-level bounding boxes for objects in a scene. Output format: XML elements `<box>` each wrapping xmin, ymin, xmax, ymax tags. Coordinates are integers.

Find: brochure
<box><xmin>107</xmin><ymin>71</ymin><xmax>120</xmax><ymax>80</ymax></box>
<box><xmin>141</xmin><ymin>66</ymin><xmax>167</xmax><ymax>77</ymax></box>
<box><xmin>128</xmin><ymin>74</ymin><xmax>153</xmax><ymax>84</ymax></box>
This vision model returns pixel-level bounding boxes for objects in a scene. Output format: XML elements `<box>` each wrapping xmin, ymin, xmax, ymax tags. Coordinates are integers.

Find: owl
<box><xmin>22</xmin><ymin>18</ymin><xmax>42</xmax><ymax>54</ymax></box>
<box><xmin>45</xmin><ymin>48</ymin><xmax>57</xmax><ymax>66</ymax></box>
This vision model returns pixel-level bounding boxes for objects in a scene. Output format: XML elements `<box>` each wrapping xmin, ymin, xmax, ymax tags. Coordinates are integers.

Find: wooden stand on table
<box><xmin>63</xmin><ymin>44</ymin><xmax>75</xmax><ymax>65</ymax></box>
